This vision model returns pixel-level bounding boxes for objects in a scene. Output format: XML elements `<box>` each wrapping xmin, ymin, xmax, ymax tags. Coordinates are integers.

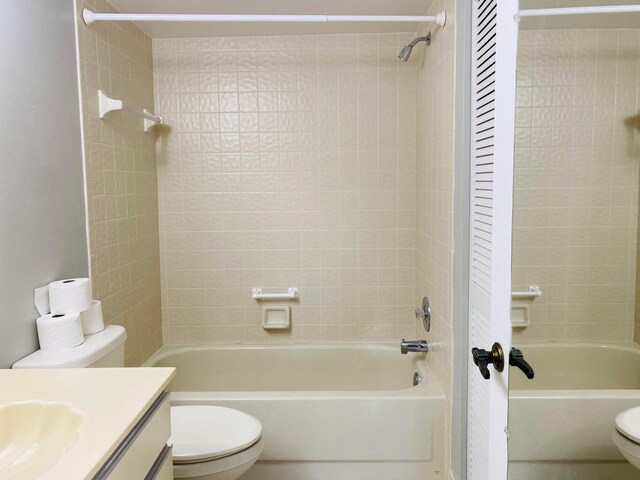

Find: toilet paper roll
<box><xmin>36</xmin><ymin>312</ymin><xmax>85</xmax><ymax>351</ymax></box>
<box><xmin>49</xmin><ymin>278</ymin><xmax>92</xmax><ymax>315</ymax></box>
<box><xmin>80</xmin><ymin>300</ymin><xmax>105</xmax><ymax>335</ymax></box>
<box><xmin>34</xmin><ymin>285</ymin><xmax>50</xmax><ymax>316</ymax></box>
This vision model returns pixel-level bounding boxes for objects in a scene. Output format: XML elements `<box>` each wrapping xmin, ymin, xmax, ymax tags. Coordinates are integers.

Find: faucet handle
<box><xmin>415</xmin><ymin>296</ymin><xmax>431</xmax><ymax>332</ymax></box>
<box><xmin>509</xmin><ymin>347</ymin><xmax>534</xmax><ymax>379</ymax></box>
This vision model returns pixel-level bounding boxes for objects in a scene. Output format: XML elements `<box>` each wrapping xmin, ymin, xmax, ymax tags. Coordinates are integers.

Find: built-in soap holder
<box><xmin>511</xmin><ymin>301</ymin><xmax>530</xmax><ymax>328</ymax></box>
<box><xmin>511</xmin><ymin>284</ymin><xmax>541</xmax><ymax>328</ymax></box>
<box><xmin>263</xmin><ymin>306</ymin><xmax>291</xmax><ymax>330</ymax></box>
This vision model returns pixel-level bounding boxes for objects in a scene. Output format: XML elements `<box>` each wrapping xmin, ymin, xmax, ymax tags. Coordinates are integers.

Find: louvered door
<box><xmin>468</xmin><ymin>0</ymin><xmax>518</xmax><ymax>479</ymax></box>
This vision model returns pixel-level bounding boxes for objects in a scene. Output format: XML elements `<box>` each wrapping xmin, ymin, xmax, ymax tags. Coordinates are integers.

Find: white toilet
<box><xmin>171</xmin><ymin>405</ymin><xmax>263</xmax><ymax>480</ymax></box>
<box><xmin>613</xmin><ymin>407</ymin><xmax>640</xmax><ymax>470</ymax></box>
<box><xmin>12</xmin><ymin>325</ymin><xmax>263</xmax><ymax>480</ymax></box>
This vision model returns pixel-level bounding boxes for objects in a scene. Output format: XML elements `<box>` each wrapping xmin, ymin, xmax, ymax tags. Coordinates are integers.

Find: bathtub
<box><xmin>145</xmin><ymin>344</ymin><xmax>445</xmax><ymax>480</ymax></box>
<box><xmin>509</xmin><ymin>343</ymin><xmax>640</xmax><ymax>480</ymax></box>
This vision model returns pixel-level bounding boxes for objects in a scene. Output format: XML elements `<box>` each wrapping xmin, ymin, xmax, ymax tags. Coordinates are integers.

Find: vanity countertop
<box><xmin>0</xmin><ymin>367</ymin><xmax>175</xmax><ymax>479</ymax></box>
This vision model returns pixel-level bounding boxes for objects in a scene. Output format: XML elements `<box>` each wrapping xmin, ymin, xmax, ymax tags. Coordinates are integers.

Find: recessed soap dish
<box><xmin>262</xmin><ymin>306</ymin><xmax>290</xmax><ymax>330</ymax></box>
<box><xmin>511</xmin><ymin>302</ymin><xmax>530</xmax><ymax>328</ymax></box>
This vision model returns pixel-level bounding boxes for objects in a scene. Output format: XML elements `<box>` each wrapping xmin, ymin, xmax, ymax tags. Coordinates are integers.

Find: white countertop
<box><xmin>0</xmin><ymin>367</ymin><xmax>175</xmax><ymax>479</ymax></box>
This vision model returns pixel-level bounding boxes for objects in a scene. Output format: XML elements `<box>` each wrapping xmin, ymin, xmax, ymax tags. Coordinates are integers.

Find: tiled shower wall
<box><xmin>415</xmin><ymin>0</ymin><xmax>456</xmax><ymax>474</ymax></box>
<box><xmin>153</xmin><ymin>33</ymin><xmax>420</xmax><ymax>344</ymax></box>
<box><xmin>76</xmin><ymin>0</ymin><xmax>162</xmax><ymax>365</ymax></box>
<box><xmin>512</xmin><ymin>29</ymin><xmax>640</xmax><ymax>343</ymax></box>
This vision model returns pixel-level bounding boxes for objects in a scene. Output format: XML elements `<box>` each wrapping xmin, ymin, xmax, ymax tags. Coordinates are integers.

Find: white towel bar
<box><xmin>98</xmin><ymin>90</ymin><xmax>162</xmax><ymax>132</ymax></box>
<box><xmin>512</xmin><ymin>285</ymin><xmax>542</xmax><ymax>299</ymax></box>
<box><xmin>252</xmin><ymin>288</ymin><xmax>299</xmax><ymax>300</ymax></box>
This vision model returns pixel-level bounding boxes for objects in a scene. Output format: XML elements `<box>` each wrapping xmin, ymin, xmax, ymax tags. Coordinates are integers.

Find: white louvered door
<box><xmin>467</xmin><ymin>0</ymin><xmax>518</xmax><ymax>479</ymax></box>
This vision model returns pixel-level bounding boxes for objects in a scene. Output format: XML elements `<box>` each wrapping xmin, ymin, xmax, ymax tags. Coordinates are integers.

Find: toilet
<box><xmin>12</xmin><ymin>325</ymin><xmax>263</xmax><ymax>479</ymax></box>
<box><xmin>171</xmin><ymin>405</ymin><xmax>263</xmax><ymax>480</ymax></box>
<box><xmin>12</xmin><ymin>324</ymin><xmax>128</xmax><ymax>369</ymax></box>
<box><xmin>613</xmin><ymin>407</ymin><xmax>640</xmax><ymax>470</ymax></box>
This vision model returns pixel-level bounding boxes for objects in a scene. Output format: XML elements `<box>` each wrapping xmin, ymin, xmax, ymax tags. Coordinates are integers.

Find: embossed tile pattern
<box><xmin>76</xmin><ymin>0</ymin><xmax>162</xmax><ymax>365</ymax></box>
<box><xmin>512</xmin><ymin>29</ymin><xmax>640</xmax><ymax>343</ymax></box>
<box><xmin>154</xmin><ymin>32</ymin><xmax>419</xmax><ymax>345</ymax></box>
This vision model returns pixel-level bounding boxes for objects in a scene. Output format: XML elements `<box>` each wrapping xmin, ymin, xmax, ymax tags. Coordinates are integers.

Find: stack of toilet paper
<box><xmin>34</xmin><ymin>278</ymin><xmax>105</xmax><ymax>352</ymax></box>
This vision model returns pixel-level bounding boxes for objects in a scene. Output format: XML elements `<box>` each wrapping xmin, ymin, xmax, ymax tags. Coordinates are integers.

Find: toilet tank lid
<box><xmin>12</xmin><ymin>325</ymin><xmax>127</xmax><ymax>369</ymax></box>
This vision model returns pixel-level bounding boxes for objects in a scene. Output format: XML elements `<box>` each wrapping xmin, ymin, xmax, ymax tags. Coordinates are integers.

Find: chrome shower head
<box><xmin>398</xmin><ymin>32</ymin><xmax>432</xmax><ymax>62</ymax></box>
<box><xmin>398</xmin><ymin>45</ymin><xmax>413</xmax><ymax>61</ymax></box>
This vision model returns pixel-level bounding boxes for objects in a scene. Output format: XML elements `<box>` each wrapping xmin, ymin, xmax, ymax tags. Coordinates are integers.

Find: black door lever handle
<box><xmin>509</xmin><ymin>347</ymin><xmax>534</xmax><ymax>379</ymax></box>
<box><xmin>472</xmin><ymin>347</ymin><xmax>491</xmax><ymax>379</ymax></box>
<box><xmin>471</xmin><ymin>343</ymin><xmax>504</xmax><ymax>380</ymax></box>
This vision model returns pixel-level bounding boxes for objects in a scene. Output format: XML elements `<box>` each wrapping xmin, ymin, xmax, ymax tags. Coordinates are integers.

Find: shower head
<box><xmin>398</xmin><ymin>45</ymin><xmax>413</xmax><ymax>62</ymax></box>
<box><xmin>398</xmin><ymin>32</ymin><xmax>431</xmax><ymax>62</ymax></box>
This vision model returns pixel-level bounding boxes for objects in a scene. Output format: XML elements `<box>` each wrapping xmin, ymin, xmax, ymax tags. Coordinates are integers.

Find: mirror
<box><xmin>508</xmin><ymin>2</ymin><xmax>640</xmax><ymax>479</ymax></box>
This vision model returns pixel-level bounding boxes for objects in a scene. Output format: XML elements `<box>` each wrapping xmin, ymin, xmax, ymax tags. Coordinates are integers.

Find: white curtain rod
<box><xmin>517</xmin><ymin>5</ymin><xmax>640</xmax><ymax>20</ymax></box>
<box><xmin>82</xmin><ymin>9</ymin><xmax>447</xmax><ymax>26</ymax></box>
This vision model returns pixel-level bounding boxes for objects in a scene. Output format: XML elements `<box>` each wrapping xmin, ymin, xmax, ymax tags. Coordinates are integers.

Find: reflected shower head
<box><xmin>398</xmin><ymin>32</ymin><xmax>432</xmax><ymax>61</ymax></box>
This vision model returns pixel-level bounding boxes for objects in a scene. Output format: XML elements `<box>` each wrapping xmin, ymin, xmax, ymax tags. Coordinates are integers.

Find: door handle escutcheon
<box><xmin>471</xmin><ymin>342</ymin><xmax>504</xmax><ymax>380</ymax></box>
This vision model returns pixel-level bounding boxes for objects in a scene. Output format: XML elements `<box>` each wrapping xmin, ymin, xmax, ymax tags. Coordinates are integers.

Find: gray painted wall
<box><xmin>0</xmin><ymin>0</ymin><xmax>88</xmax><ymax>368</ymax></box>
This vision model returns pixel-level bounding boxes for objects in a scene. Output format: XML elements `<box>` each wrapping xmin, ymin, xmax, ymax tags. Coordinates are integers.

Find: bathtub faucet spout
<box><xmin>401</xmin><ymin>339</ymin><xmax>428</xmax><ymax>354</ymax></box>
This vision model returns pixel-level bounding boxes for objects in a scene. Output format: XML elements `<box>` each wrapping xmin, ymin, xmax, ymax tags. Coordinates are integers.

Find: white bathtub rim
<box><xmin>167</xmin><ymin>385</ymin><xmax>445</xmax><ymax>402</ymax></box>
<box><xmin>510</xmin><ymin>389</ymin><xmax>640</xmax><ymax>398</ymax></box>
<box><xmin>511</xmin><ymin>342</ymin><xmax>640</xmax><ymax>396</ymax></box>
<box><xmin>145</xmin><ymin>342</ymin><xmax>411</xmax><ymax>362</ymax></box>
<box><xmin>143</xmin><ymin>343</ymin><xmax>445</xmax><ymax>398</ymax></box>
<box><xmin>516</xmin><ymin>341</ymin><xmax>640</xmax><ymax>354</ymax></box>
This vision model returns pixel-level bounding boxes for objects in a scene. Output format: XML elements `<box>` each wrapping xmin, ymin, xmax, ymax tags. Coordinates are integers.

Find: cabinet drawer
<box><xmin>94</xmin><ymin>392</ymin><xmax>171</xmax><ymax>480</ymax></box>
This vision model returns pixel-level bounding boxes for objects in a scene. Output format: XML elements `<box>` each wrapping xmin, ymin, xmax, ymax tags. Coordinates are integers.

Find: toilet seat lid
<box><xmin>170</xmin><ymin>406</ymin><xmax>262</xmax><ymax>463</ymax></box>
<box><xmin>616</xmin><ymin>407</ymin><xmax>640</xmax><ymax>443</ymax></box>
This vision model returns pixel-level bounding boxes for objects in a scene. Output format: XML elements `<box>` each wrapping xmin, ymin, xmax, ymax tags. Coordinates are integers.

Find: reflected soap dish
<box><xmin>262</xmin><ymin>306</ymin><xmax>291</xmax><ymax>329</ymax></box>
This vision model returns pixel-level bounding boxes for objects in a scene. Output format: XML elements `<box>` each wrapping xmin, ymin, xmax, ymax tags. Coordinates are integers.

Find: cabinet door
<box><xmin>93</xmin><ymin>393</ymin><xmax>171</xmax><ymax>480</ymax></box>
<box><xmin>145</xmin><ymin>445</ymin><xmax>173</xmax><ymax>480</ymax></box>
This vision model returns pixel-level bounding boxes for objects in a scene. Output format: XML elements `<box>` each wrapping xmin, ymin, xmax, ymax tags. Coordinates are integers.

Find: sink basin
<box><xmin>0</xmin><ymin>401</ymin><xmax>84</xmax><ymax>479</ymax></box>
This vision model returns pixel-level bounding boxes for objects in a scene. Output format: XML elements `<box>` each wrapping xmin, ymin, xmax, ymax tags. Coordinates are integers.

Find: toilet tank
<box><xmin>12</xmin><ymin>325</ymin><xmax>127</xmax><ymax>368</ymax></box>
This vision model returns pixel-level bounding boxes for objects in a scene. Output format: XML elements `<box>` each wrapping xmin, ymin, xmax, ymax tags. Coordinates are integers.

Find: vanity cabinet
<box><xmin>93</xmin><ymin>392</ymin><xmax>172</xmax><ymax>480</ymax></box>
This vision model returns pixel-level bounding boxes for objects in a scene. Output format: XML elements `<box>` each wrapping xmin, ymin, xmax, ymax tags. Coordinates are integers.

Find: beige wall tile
<box><xmin>76</xmin><ymin>0</ymin><xmax>162</xmax><ymax>366</ymax></box>
<box><xmin>154</xmin><ymin>31</ymin><xmax>418</xmax><ymax>345</ymax></box>
<box><xmin>513</xmin><ymin>28</ymin><xmax>640</xmax><ymax>344</ymax></box>
<box><xmin>414</xmin><ymin>0</ymin><xmax>456</xmax><ymax>476</ymax></box>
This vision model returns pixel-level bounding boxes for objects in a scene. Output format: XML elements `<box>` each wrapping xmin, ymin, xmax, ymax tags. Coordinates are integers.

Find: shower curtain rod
<box><xmin>517</xmin><ymin>4</ymin><xmax>640</xmax><ymax>20</ymax></box>
<box><xmin>82</xmin><ymin>9</ymin><xmax>447</xmax><ymax>26</ymax></box>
